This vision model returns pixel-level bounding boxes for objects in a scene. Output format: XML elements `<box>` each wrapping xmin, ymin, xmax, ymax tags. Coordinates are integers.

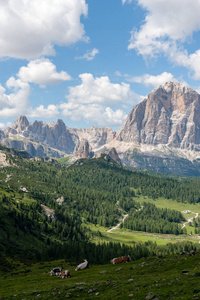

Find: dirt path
<box><xmin>107</xmin><ymin>205</ymin><xmax>143</xmax><ymax>233</ymax></box>
<box><xmin>107</xmin><ymin>214</ymin><xmax>129</xmax><ymax>233</ymax></box>
<box><xmin>182</xmin><ymin>212</ymin><xmax>198</xmax><ymax>229</ymax></box>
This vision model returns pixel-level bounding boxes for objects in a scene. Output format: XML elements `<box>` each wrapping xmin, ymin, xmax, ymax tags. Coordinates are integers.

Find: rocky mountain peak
<box><xmin>73</xmin><ymin>139</ymin><xmax>94</xmax><ymax>159</ymax></box>
<box><xmin>116</xmin><ymin>81</ymin><xmax>200</xmax><ymax>149</ymax></box>
<box><xmin>153</xmin><ymin>81</ymin><xmax>188</xmax><ymax>93</ymax></box>
<box><xmin>12</xmin><ymin>115</ymin><xmax>29</xmax><ymax>132</ymax></box>
<box><xmin>57</xmin><ymin>119</ymin><xmax>65</xmax><ymax>125</ymax></box>
<box><xmin>54</xmin><ymin>119</ymin><xmax>66</xmax><ymax>128</ymax></box>
<box><xmin>149</xmin><ymin>81</ymin><xmax>199</xmax><ymax>113</ymax></box>
<box><xmin>49</xmin><ymin>119</ymin><xmax>67</xmax><ymax>134</ymax></box>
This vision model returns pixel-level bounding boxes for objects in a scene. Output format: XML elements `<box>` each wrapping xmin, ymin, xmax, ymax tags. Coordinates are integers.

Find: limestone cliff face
<box><xmin>71</xmin><ymin>127</ymin><xmax>116</xmax><ymax>150</ymax></box>
<box><xmin>3</xmin><ymin>117</ymin><xmax>76</xmax><ymax>156</ymax></box>
<box><xmin>1</xmin><ymin>117</ymin><xmax>115</xmax><ymax>158</ymax></box>
<box><xmin>3</xmin><ymin>139</ymin><xmax>62</xmax><ymax>158</ymax></box>
<box><xmin>116</xmin><ymin>81</ymin><xmax>200</xmax><ymax>151</ymax></box>
<box><xmin>23</xmin><ymin>119</ymin><xmax>76</xmax><ymax>153</ymax></box>
<box><xmin>73</xmin><ymin>139</ymin><xmax>94</xmax><ymax>159</ymax></box>
<box><xmin>12</xmin><ymin>115</ymin><xmax>29</xmax><ymax>133</ymax></box>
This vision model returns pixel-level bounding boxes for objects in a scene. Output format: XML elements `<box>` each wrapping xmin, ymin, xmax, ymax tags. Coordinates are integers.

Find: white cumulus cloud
<box><xmin>0</xmin><ymin>70</ymin><xmax>143</xmax><ymax>127</ymax></box>
<box><xmin>0</xmin><ymin>0</ymin><xmax>88</xmax><ymax>59</ymax></box>
<box><xmin>75</xmin><ymin>48</ymin><xmax>99</xmax><ymax>61</ymax></box>
<box><xmin>67</xmin><ymin>73</ymin><xmax>138</xmax><ymax>105</ymax></box>
<box><xmin>0</xmin><ymin>78</ymin><xmax>31</xmax><ymax>118</ymax></box>
<box><xmin>18</xmin><ymin>58</ymin><xmax>71</xmax><ymax>87</ymax></box>
<box><xmin>129</xmin><ymin>0</ymin><xmax>200</xmax><ymax>55</ymax></box>
<box><xmin>60</xmin><ymin>102</ymin><xmax>127</xmax><ymax>127</ymax></box>
<box><xmin>0</xmin><ymin>75</ymin><xmax>60</xmax><ymax>119</ymax></box>
<box><xmin>60</xmin><ymin>73</ymin><xmax>142</xmax><ymax>127</ymax></box>
<box><xmin>28</xmin><ymin>105</ymin><xmax>60</xmax><ymax>119</ymax></box>
<box><xmin>171</xmin><ymin>49</ymin><xmax>200</xmax><ymax>80</ymax></box>
<box><xmin>126</xmin><ymin>72</ymin><xmax>175</xmax><ymax>87</ymax></box>
<box><xmin>128</xmin><ymin>0</ymin><xmax>200</xmax><ymax>80</ymax></box>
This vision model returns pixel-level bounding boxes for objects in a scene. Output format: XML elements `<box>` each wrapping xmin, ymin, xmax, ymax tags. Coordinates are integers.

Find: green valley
<box><xmin>1</xmin><ymin>144</ymin><xmax>200</xmax><ymax>298</ymax></box>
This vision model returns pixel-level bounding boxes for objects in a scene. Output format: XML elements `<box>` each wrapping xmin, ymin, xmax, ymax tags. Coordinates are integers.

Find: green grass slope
<box><xmin>0</xmin><ymin>251</ymin><xmax>200</xmax><ymax>300</ymax></box>
<box><xmin>1</xmin><ymin>145</ymin><xmax>200</xmax><ymax>263</ymax></box>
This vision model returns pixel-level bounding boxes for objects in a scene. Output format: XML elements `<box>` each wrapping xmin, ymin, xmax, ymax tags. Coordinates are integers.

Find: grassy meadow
<box><xmin>1</xmin><ymin>252</ymin><xmax>200</xmax><ymax>300</ymax></box>
<box><xmin>84</xmin><ymin>194</ymin><xmax>200</xmax><ymax>247</ymax></box>
<box><xmin>133</xmin><ymin>195</ymin><xmax>200</xmax><ymax>213</ymax></box>
<box><xmin>85</xmin><ymin>222</ymin><xmax>200</xmax><ymax>247</ymax></box>
<box><xmin>56</xmin><ymin>156</ymin><xmax>71</xmax><ymax>165</ymax></box>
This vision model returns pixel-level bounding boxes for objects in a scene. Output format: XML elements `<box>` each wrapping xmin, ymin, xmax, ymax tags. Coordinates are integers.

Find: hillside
<box><xmin>1</xmin><ymin>251</ymin><xmax>200</xmax><ymax>299</ymax></box>
<box><xmin>0</xmin><ymin>144</ymin><xmax>200</xmax><ymax>261</ymax></box>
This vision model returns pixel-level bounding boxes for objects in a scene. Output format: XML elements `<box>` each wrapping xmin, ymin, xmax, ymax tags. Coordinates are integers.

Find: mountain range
<box><xmin>1</xmin><ymin>81</ymin><xmax>200</xmax><ymax>175</ymax></box>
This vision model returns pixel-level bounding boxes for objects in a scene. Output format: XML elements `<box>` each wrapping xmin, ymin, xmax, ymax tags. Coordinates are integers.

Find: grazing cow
<box><xmin>50</xmin><ymin>267</ymin><xmax>62</xmax><ymax>276</ymax></box>
<box><xmin>59</xmin><ymin>270</ymin><xmax>71</xmax><ymax>278</ymax></box>
<box><xmin>75</xmin><ymin>259</ymin><xmax>89</xmax><ymax>271</ymax></box>
<box><xmin>110</xmin><ymin>255</ymin><xmax>131</xmax><ymax>264</ymax></box>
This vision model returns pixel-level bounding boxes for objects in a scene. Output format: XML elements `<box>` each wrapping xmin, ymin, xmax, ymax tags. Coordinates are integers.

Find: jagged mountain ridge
<box><xmin>1</xmin><ymin>115</ymin><xmax>116</xmax><ymax>158</ymax></box>
<box><xmin>5</xmin><ymin>117</ymin><xmax>75</xmax><ymax>153</ymax></box>
<box><xmin>1</xmin><ymin>81</ymin><xmax>200</xmax><ymax>175</ymax></box>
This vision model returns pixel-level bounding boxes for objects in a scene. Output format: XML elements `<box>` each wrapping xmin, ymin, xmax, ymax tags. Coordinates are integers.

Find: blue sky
<box><xmin>0</xmin><ymin>0</ymin><xmax>200</xmax><ymax>130</ymax></box>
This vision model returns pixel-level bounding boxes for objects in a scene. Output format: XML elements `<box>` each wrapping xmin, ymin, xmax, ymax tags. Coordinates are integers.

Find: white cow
<box><xmin>75</xmin><ymin>259</ymin><xmax>88</xmax><ymax>271</ymax></box>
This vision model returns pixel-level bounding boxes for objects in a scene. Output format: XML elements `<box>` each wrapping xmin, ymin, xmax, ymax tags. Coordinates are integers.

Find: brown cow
<box><xmin>59</xmin><ymin>270</ymin><xmax>71</xmax><ymax>278</ymax></box>
<box><xmin>110</xmin><ymin>255</ymin><xmax>131</xmax><ymax>264</ymax></box>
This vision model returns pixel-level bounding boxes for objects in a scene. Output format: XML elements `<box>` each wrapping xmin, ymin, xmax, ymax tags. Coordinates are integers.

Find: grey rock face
<box><xmin>0</xmin><ymin>129</ymin><xmax>5</xmax><ymax>141</ymax></box>
<box><xmin>71</xmin><ymin>127</ymin><xmax>116</xmax><ymax>150</ymax></box>
<box><xmin>107</xmin><ymin>148</ymin><xmax>122</xmax><ymax>165</ymax></box>
<box><xmin>2</xmin><ymin>118</ymin><xmax>76</xmax><ymax>157</ymax></box>
<box><xmin>116</xmin><ymin>81</ymin><xmax>200</xmax><ymax>151</ymax></box>
<box><xmin>121</xmin><ymin>149</ymin><xmax>200</xmax><ymax>176</ymax></box>
<box><xmin>24</xmin><ymin>119</ymin><xmax>76</xmax><ymax>153</ymax></box>
<box><xmin>3</xmin><ymin>139</ymin><xmax>62</xmax><ymax>158</ymax></box>
<box><xmin>73</xmin><ymin>139</ymin><xmax>94</xmax><ymax>159</ymax></box>
<box><xmin>12</xmin><ymin>115</ymin><xmax>29</xmax><ymax>133</ymax></box>
<box><xmin>1</xmin><ymin>117</ymin><xmax>116</xmax><ymax>158</ymax></box>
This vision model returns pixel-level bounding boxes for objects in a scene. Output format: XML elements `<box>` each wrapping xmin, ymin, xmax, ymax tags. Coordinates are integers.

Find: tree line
<box><xmin>122</xmin><ymin>202</ymin><xmax>186</xmax><ymax>235</ymax></box>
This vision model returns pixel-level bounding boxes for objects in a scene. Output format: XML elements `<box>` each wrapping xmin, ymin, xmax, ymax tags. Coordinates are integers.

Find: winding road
<box><xmin>107</xmin><ymin>214</ymin><xmax>129</xmax><ymax>233</ymax></box>
<box><xmin>182</xmin><ymin>212</ymin><xmax>198</xmax><ymax>229</ymax></box>
<box><xmin>107</xmin><ymin>206</ymin><xmax>143</xmax><ymax>233</ymax></box>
